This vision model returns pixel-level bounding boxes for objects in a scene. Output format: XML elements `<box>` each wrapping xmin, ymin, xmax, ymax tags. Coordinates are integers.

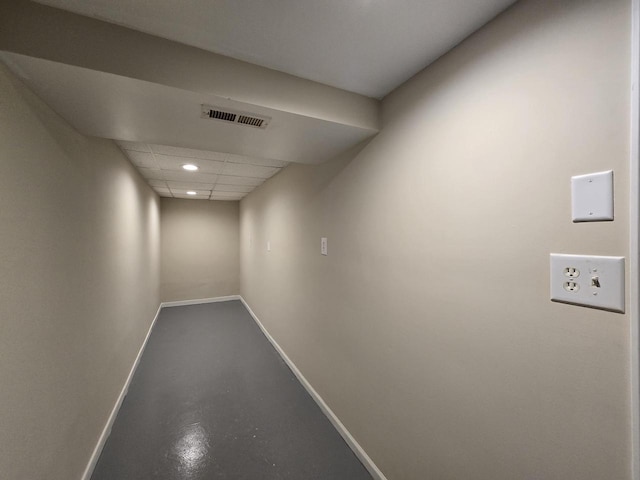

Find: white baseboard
<box><xmin>81</xmin><ymin>303</ymin><xmax>162</xmax><ymax>480</ymax></box>
<box><xmin>239</xmin><ymin>296</ymin><xmax>388</xmax><ymax>480</ymax></box>
<box><xmin>161</xmin><ymin>294</ymin><xmax>240</xmax><ymax>308</ymax></box>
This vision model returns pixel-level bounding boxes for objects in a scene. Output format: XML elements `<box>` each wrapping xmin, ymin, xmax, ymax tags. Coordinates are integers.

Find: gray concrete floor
<box><xmin>91</xmin><ymin>300</ymin><xmax>373</xmax><ymax>479</ymax></box>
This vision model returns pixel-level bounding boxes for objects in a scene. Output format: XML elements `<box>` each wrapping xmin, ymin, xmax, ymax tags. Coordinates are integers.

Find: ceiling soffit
<box><xmin>0</xmin><ymin>0</ymin><xmax>380</xmax><ymax>184</ymax></box>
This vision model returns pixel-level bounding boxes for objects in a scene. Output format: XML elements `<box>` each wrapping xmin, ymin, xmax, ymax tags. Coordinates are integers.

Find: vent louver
<box><xmin>201</xmin><ymin>105</ymin><xmax>270</xmax><ymax>129</ymax></box>
<box><xmin>208</xmin><ymin>110</ymin><xmax>236</xmax><ymax>122</ymax></box>
<box><xmin>238</xmin><ymin>115</ymin><xmax>264</xmax><ymax>127</ymax></box>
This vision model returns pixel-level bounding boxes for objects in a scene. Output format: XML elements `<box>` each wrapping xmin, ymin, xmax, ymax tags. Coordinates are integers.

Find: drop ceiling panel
<box><xmin>162</xmin><ymin>170</ymin><xmax>219</xmax><ymax>183</ymax></box>
<box><xmin>147</xmin><ymin>179</ymin><xmax>168</xmax><ymax>187</ymax></box>
<box><xmin>171</xmin><ymin>188</ymin><xmax>211</xmax><ymax>194</ymax></box>
<box><xmin>126</xmin><ymin>151</ymin><xmax>158</xmax><ymax>168</ymax></box>
<box><xmin>221</xmin><ymin>162</ymin><xmax>279</xmax><ymax>179</ymax></box>
<box><xmin>216</xmin><ymin>175</ymin><xmax>265</xmax><ymax>187</ymax></box>
<box><xmin>214</xmin><ymin>184</ymin><xmax>254</xmax><ymax>193</ymax></box>
<box><xmin>210</xmin><ymin>190</ymin><xmax>244</xmax><ymax>196</ymax></box>
<box><xmin>173</xmin><ymin>194</ymin><xmax>211</xmax><ymax>200</ymax></box>
<box><xmin>225</xmin><ymin>153</ymin><xmax>287</xmax><ymax>168</ymax></box>
<box><xmin>166</xmin><ymin>181</ymin><xmax>215</xmax><ymax>190</ymax></box>
<box><xmin>149</xmin><ymin>144</ymin><xmax>227</xmax><ymax>161</ymax></box>
<box><xmin>210</xmin><ymin>193</ymin><xmax>244</xmax><ymax>201</ymax></box>
<box><xmin>120</xmin><ymin>141</ymin><xmax>282</xmax><ymax>200</ymax></box>
<box><xmin>154</xmin><ymin>155</ymin><xmax>225</xmax><ymax>174</ymax></box>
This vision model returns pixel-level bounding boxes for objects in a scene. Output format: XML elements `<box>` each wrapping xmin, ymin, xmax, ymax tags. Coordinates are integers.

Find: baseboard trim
<box><xmin>81</xmin><ymin>303</ymin><xmax>162</xmax><ymax>480</ymax></box>
<box><xmin>161</xmin><ymin>295</ymin><xmax>240</xmax><ymax>308</ymax></box>
<box><xmin>238</xmin><ymin>296</ymin><xmax>388</xmax><ymax>480</ymax></box>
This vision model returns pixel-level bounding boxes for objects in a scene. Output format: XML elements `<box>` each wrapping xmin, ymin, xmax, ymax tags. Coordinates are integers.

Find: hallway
<box><xmin>0</xmin><ymin>1</ymin><xmax>635</xmax><ymax>478</ymax></box>
<box><xmin>91</xmin><ymin>301</ymin><xmax>372</xmax><ymax>479</ymax></box>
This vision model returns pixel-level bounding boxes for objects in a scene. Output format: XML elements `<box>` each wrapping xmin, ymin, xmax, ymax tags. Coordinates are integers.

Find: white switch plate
<box><xmin>321</xmin><ymin>237</ymin><xmax>328</xmax><ymax>256</ymax></box>
<box><xmin>571</xmin><ymin>170</ymin><xmax>613</xmax><ymax>222</ymax></box>
<box><xmin>267</xmin><ymin>241</ymin><xmax>271</xmax><ymax>252</ymax></box>
<box><xmin>550</xmin><ymin>253</ymin><xmax>624</xmax><ymax>313</ymax></box>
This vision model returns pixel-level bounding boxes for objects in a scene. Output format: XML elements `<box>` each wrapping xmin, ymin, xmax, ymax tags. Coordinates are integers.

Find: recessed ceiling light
<box><xmin>187</xmin><ymin>191</ymin><xmax>197</xmax><ymax>195</ymax></box>
<box><xmin>182</xmin><ymin>164</ymin><xmax>199</xmax><ymax>171</ymax></box>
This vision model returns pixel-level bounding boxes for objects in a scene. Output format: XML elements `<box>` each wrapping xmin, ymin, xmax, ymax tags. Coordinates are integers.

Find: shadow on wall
<box><xmin>5</xmin><ymin>63</ymin><xmax>91</xmax><ymax>162</ymax></box>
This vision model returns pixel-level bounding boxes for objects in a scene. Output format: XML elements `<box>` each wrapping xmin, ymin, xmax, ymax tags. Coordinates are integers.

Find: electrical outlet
<box><xmin>563</xmin><ymin>281</ymin><xmax>579</xmax><ymax>292</ymax></box>
<box><xmin>564</xmin><ymin>267</ymin><xmax>579</xmax><ymax>278</ymax></box>
<box><xmin>267</xmin><ymin>241</ymin><xmax>271</xmax><ymax>252</ymax></box>
<box><xmin>550</xmin><ymin>253</ymin><xmax>625</xmax><ymax>313</ymax></box>
<box><xmin>321</xmin><ymin>237</ymin><xmax>328</xmax><ymax>256</ymax></box>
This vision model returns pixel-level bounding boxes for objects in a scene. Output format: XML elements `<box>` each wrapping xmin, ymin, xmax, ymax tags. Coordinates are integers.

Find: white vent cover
<box><xmin>201</xmin><ymin>105</ymin><xmax>271</xmax><ymax>129</ymax></box>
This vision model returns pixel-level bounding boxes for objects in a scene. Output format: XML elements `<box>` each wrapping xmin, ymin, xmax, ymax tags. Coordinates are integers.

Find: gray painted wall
<box><xmin>0</xmin><ymin>63</ymin><xmax>161</xmax><ymax>479</ymax></box>
<box><xmin>240</xmin><ymin>0</ymin><xmax>632</xmax><ymax>478</ymax></box>
<box><xmin>160</xmin><ymin>198</ymin><xmax>239</xmax><ymax>302</ymax></box>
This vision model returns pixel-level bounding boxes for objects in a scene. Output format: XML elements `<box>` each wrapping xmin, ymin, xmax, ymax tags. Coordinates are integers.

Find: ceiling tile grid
<box><xmin>117</xmin><ymin>141</ymin><xmax>288</xmax><ymax>201</ymax></box>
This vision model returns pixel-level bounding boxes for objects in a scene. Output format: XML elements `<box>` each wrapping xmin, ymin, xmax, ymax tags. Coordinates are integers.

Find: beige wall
<box><xmin>0</xmin><ymin>63</ymin><xmax>160</xmax><ymax>479</ymax></box>
<box><xmin>161</xmin><ymin>198</ymin><xmax>239</xmax><ymax>302</ymax></box>
<box><xmin>240</xmin><ymin>0</ymin><xmax>632</xmax><ymax>479</ymax></box>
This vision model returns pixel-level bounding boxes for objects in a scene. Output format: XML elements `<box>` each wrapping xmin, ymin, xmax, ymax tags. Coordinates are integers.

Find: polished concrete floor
<box><xmin>91</xmin><ymin>300</ymin><xmax>372</xmax><ymax>479</ymax></box>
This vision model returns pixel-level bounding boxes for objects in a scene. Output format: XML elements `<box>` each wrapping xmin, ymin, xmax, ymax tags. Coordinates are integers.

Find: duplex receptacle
<box><xmin>563</xmin><ymin>281</ymin><xmax>579</xmax><ymax>292</ymax></box>
<box><xmin>564</xmin><ymin>267</ymin><xmax>580</xmax><ymax>278</ymax></box>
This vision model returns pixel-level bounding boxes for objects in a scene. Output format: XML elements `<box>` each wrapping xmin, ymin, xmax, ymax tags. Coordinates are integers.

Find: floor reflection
<box><xmin>173</xmin><ymin>422</ymin><xmax>210</xmax><ymax>477</ymax></box>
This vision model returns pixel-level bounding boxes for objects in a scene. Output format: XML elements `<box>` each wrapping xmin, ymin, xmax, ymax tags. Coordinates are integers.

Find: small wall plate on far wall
<box><xmin>571</xmin><ymin>170</ymin><xmax>613</xmax><ymax>222</ymax></box>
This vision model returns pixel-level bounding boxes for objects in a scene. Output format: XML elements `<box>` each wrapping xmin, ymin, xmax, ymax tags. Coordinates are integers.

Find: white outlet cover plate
<box><xmin>550</xmin><ymin>253</ymin><xmax>624</xmax><ymax>313</ymax></box>
<box><xmin>571</xmin><ymin>170</ymin><xmax>614</xmax><ymax>222</ymax></box>
<box><xmin>321</xmin><ymin>237</ymin><xmax>328</xmax><ymax>256</ymax></box>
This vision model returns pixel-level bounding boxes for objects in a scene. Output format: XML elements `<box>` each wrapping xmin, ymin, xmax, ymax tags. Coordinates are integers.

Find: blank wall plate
<box><xmin>571</xmin><ymin>170</ymin><xmax>614</xmax><ymax>222</ymax></box>
<box><xmin>550</xmin><ymin>253</ymin><xmax>624</xmax><ymax>313</ymax></box>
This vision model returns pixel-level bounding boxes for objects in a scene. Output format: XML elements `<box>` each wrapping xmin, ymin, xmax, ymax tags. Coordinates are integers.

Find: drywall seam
<box><xmin>630</xmin><ymin>0</ymin><xmax>640</xmax><ymax>478</ymax></box>
<box><xmin>161</xmin><ymin>295</ymin><xmax>241</xmax><ymax>308</ymax></box>
<box><xmin>239</xmin><ymin>296</ymin><xmax>388</xmax><ymax>480</ymax></box>
<box><xmin>81</xmin><ymin>303</ymin><xmax>163</xmax><ymax>480</ymax></box>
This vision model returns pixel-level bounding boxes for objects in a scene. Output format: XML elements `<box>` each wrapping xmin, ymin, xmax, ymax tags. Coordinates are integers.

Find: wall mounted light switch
<box><xmin>321</xmin><ymin>237</ymin><xmax>328</xmax><ymax>256</ymax></box>
<box><xmin>571</xmin><ymin>170</ymin><xmax>613</xmax><ymax>222</ymax></box>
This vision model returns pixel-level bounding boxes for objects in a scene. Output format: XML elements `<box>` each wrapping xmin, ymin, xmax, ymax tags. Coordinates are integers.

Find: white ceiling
<box><xmin>3</xmin><ymin>0</ymin><xmax>518</xmax><ymax>202</ymax></box>
<box><xmin>34</xmin><ymin>0</ymin><xmax>518</xmax><ymax>99</ymax></box>
<box><xmin>116</xmin><ymin>141</ymin><xmax>287</xmax><ymax>201</ymax></box>
<box><xmin>0</xmin><ymin>52</ymin><xmax>376</xmax><ymax>165</ymax></box>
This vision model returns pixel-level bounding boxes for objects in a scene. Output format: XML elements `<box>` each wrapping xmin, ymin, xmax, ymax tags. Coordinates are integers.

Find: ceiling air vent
<box><xmin>201</xmin><ymin>105</ymin><xmax>270</xmax><ymax>129</ymax></box>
